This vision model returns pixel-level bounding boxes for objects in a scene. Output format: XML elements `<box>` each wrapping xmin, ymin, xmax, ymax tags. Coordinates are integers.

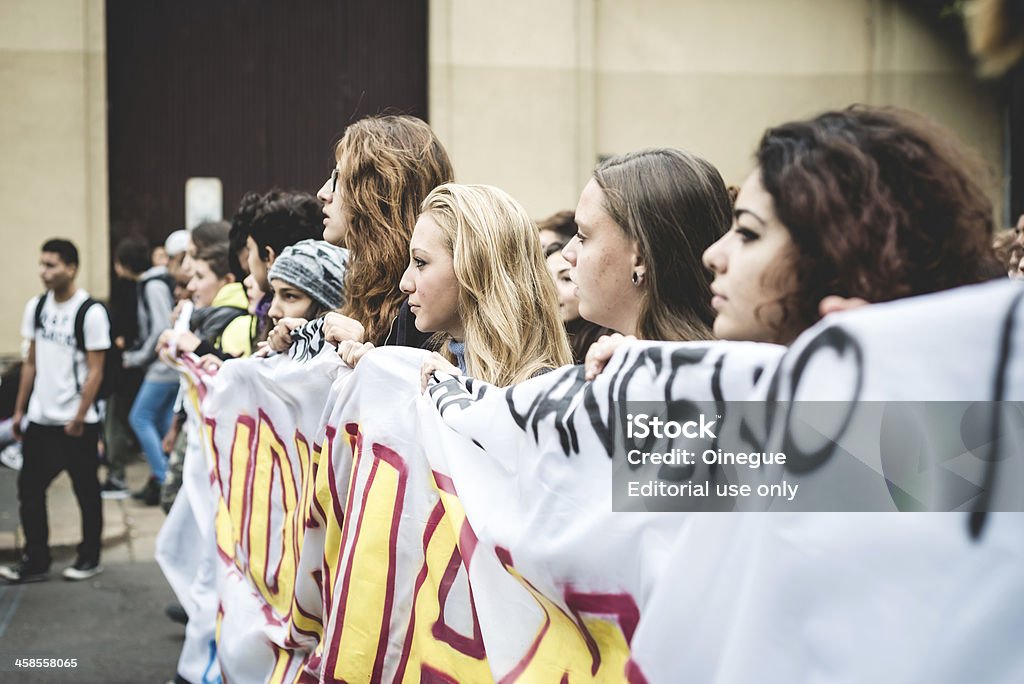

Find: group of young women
<box><xmin>245</xmin><ymin>104</ymin><xmax>1002</xmax><ymax>396</ymax></box>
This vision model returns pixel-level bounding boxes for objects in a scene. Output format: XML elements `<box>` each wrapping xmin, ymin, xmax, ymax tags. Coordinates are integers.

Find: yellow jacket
<box><xmin>210</xmin><ymin>283</ymin><xmax>253</xmax><ymax>358</ymax></box>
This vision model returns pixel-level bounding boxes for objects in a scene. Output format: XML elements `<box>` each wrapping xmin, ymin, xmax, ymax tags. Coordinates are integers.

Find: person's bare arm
<box><xmin>12</xmin><ymin>341</ymin><xmax>36</xmax><ymax>440</ymax></box>
<box><xmin>66</xmin><ymin>349</ymin><xmax>105</xmax><ymax>437</ymax></box>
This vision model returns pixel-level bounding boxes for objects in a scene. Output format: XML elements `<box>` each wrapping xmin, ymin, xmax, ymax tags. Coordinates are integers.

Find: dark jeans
<box><xmin>104</xmin><ymin>370</ymin><xmax>143</xmax><ymax>480</ymax></box>
<box><xmin>18</xmin><ymin>422</ymin><xmax>103</xmax><ymax>567</ymax></box>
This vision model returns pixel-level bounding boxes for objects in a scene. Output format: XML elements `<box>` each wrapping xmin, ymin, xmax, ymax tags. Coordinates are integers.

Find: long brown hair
<box><xmin>335</xmin><ymin>115</ymin><xmax>454</xmax><ymax>344</ymax></box>
<box><xmin>594</xmin><ymin>148</ymin><xmax>730</xmax><ymax>341</ymax></box>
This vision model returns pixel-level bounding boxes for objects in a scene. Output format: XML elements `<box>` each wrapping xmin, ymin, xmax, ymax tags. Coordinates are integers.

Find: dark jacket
<box><xmin>383</xmin><ymin>300</ymin><xmax>433</xmax><ymax>350</ymax></box>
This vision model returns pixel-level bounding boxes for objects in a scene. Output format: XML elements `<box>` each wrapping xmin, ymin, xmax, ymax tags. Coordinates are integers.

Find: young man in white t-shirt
<box><xmin>0</xmin><ymin>239</ymin><xmax>111</xmax><ymax>583</ymax></box>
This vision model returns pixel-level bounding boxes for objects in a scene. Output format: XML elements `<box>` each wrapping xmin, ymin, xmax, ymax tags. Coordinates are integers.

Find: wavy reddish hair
<box><xmin>334</xmin><ymin>115</ymin><xmax>454</xmax><ymax>344</ymax></box>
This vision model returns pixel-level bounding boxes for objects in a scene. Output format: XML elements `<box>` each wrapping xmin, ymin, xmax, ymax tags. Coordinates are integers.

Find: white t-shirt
<box><xmin>20</xmin><ymin>289</ymin><xmax>111</xmax><ymax>425</ymax></box>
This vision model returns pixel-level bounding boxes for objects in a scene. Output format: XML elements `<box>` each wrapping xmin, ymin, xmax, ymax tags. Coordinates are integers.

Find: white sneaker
<box><xmin>62</xmin><ymin>560</ymin><xmax>103</xmax><ymax>581</ymax></box>
<box><xmin>100</xmin><ymin>477</ymin><xmax>131</xmax><ymax>500</ymax></box>
<box><xmin>0</xmin><ymin>444</ymin><xmax>22</xmax><ymax>471</ymax></box>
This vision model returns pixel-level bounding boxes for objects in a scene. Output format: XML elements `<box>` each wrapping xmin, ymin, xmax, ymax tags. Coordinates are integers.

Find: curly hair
<box><xmin>757</xmin><ymin>105</ymin><xmax>1002</xmax><ymax>334</ymax></box>
<box><xmin>334</xmin><ymin>115</ymin><xmax>454</xmax><ymax>344</ymax></box>
<box><xmin>594</xmin><ymin>148</ymin><xmax>731</xmax><ymax>341</ymax></box>
<box><xmin>422</xmin><ymin>183</ymin><xmax>573</xmax><ymax>385</ymax></box>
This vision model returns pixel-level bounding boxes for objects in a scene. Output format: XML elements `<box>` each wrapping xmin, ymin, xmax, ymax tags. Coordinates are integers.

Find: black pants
<box><xmin>18</xmin><ymin>422</ymin><xmax>103</xmax><ymax>567</ymax></box>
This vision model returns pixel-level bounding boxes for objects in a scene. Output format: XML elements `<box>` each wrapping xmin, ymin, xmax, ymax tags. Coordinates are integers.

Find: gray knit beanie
<box><xmin>267</xmin><ymin>239</ymin><xmax>349</xmax><ymax>310</ymax></box>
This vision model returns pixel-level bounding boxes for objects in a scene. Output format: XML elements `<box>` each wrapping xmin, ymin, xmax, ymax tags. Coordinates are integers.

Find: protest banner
<box><xmin>161</xmin><ymin>279</ymin><xmax>1024</xmax><ymax>682</ymax></box>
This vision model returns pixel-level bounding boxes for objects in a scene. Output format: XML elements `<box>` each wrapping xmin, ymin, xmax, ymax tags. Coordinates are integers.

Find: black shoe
<box><xmin>133</xmin><ymin>477</ymin><xmax>162</xmax><ymax>505</ymax></box>
<box><xmin>62</xmin><ymin>559</ymin><xmax>103</xmax><ymax>581</ymax></box>
<box><xmin>144</xmin><ymin>480</ymin><xmax>162</xmax><ymax>506</ymax></box>
<box><xmin>165</xmin><ymin>602</ymin><xmax>189</xmax><ymax>625</ymax></box>
<box><xmin>131</xmin><ymin>476</ymin><xmax>156</xmax><ymax>499</ymax></box>
<box><xmin>0</xmin><ymin>557</ymin><xmax>49</xmax><ymax>584</ymax></box>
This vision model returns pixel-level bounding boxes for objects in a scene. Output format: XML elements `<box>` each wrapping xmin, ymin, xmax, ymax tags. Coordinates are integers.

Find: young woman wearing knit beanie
<box><xmin>265</xmin><ymin>239</ymin><xmax>349</xmax><ymax>324</ymax></box>
<box><xmin>337</xmin><ymin>183</ymin><xmax>573</xmax><ymax>390</ymax></box>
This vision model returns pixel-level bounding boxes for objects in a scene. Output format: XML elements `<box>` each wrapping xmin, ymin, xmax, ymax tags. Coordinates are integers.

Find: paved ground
<box><xmin>0</xmin><ymin>460</ymin><xmax>184</xmax><ymax>683</ymax></box>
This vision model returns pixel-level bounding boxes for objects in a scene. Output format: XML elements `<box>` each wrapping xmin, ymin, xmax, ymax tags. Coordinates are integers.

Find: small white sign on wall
<box><xmin>185</xmin><ymin>177</ymin><xmax>223</xmax><ymax>229</ymax></box>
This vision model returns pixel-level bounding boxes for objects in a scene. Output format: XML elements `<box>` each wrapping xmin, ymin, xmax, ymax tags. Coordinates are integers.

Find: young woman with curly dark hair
<box><xmin>702</xmin><ymin>105</ymin><xmax>1003</xmax><ymax>345</ymax></box>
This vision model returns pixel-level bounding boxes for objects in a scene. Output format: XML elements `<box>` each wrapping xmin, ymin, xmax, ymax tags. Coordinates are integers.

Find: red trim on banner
<box><xmin>203</xmin><ymin>416</ymin><xmax>219</xmax><ymax>487</ymax></box>
<box><xmin>458</xmin><ymin>519</ymin><xmax>480</xmax><ymax>571</ymax></box>
<box><xmin>495</xmin><ymin>547</ymin><xmax>551</xmax><ymax>684</ymax></box>
<box><xmin>624</xmin><ymin>659</ymin><xmax>650</xmax><ymax>684</ymax></box>
<box><xmin>393</xmin><ymin>500</ymin><xmax>446</xmax><ymax>682</ymax></box>
<box><xmin>369</xmin><ymin>443</ymin><xmax>408</xmax><ymax>684</ymax></box>
<box><xmin>320</xmin><ymin>424</ymin><xmax>342</xmax><ymax>617</ymax></box>
<box><xmin>324</xmin><ymin>427</ymin><xmax>408</xmax><ymax>683</ymax></box>
<box><xmin>421</xmin><ymin>664</ymin><xmax>460</xmax><ymax>683</ymax></box>
<box><xmin>432</xmin><ymin>471</ymin><xmax>457</xmax><ymax>495</ymax></box>
<box><xmin>431</xmin><ymin>546</ymin><xmax>485</xmax><ymax>658</ymax></box>
<box><xmin>321</xmin><ymin>423</ymin><xmax>359</xmax><ymax>673</ymax></box>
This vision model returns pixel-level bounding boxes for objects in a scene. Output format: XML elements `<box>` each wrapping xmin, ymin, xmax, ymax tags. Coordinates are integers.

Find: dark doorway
<box><xmin>106</xmin><ymin>0</ymin><xmax>428</xmax><ymax>250</ymax></box>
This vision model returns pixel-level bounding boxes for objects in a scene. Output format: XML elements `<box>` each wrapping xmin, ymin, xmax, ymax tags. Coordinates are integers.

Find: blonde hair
<box><xmin>422</xmin><ymin>183</ymin><xmax>573</xmax><ymax>386</ymax></box>
<box><xmin>335</xmin><ymin>115</ymin><xmax>454</xmax><ymax>344</ymax></box>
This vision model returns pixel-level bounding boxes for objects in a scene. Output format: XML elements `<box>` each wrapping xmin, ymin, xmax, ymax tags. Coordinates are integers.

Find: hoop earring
<box><xmin>632</xmin><ymin>271</ymin><xmax>642</xmax><ymax>286</ymax></box>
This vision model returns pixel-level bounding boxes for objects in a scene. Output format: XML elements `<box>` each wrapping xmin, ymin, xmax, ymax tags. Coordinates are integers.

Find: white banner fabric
<box><xmin>157</xmin><ymin>279</ymin><xmax>1024</xmax><ymax>683</ymax></box>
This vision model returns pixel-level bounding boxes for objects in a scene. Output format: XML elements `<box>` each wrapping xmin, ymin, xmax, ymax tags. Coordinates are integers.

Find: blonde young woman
<box><xmin>339</xmin><ymin>183</ymin><xmax>573</xmax><ymax>389</ymax></box>
<box><xmin>266</xmin><ymin>115</ymin><xmax>454</xmax><ymax>353</ymax></box>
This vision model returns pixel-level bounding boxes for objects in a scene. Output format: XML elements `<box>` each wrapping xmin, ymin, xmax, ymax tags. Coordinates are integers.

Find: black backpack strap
<box><xmin>72</xmin><ymin>298</ymin><xmax>104</xmax><ymax>393</ymax></box>
<box><xmin>74</xmin><ymin>298</ymin><xmax>101</xmax><ymax>352</ymax></box>
<box><xmin>33</xmin><ymin>293</ymin><xmax>47</xmax><ymax>333</ymax></box>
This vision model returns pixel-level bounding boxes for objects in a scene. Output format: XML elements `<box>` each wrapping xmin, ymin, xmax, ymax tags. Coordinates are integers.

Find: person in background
<box><xmin>543</xmin><ymin>240</ymin><xmax>610</xmax><ymax>364</ymax></box>
<box><xmin>1009</xmin><ymin>214</ymin><xmax>1024</xmax><ymax>279</ymax></box>
<box><xmin>0</xmin><ymin>239</ymin><xmax>110</xmax><ymax>583</ymax></box>
<box><xmin>537</xmin><ymin>209</ymin><xmax>612</xmax><ymax>363</ymax></box>
<box><xmin>99</xmin><ymin>238</ymin><xmax>143</xmax><ymax>497</ymax></box>
<box><xmin>537</xmin><ymin>209</ymin><xmax>576</xmax><ymax>254</ymax></box>
<box><xmin>227</xmin><ymin>192</ymin><xmax>261</xmax><ymax>347</ymax></box>
<box><xmin>0</xmin><ymin>362</ymin><xmax>24</xmax><ymax>470</ymax></box>
<box><xmin>163</xmin><ymin>229</ymin><xmax>192</xmax><ymax>302</ymax></box>
<box><xmin>163</xmin><ymin>231</ymin><xmax>253</xmax><ymax>360</ymax></box>
<box><xmin>113</xmin><ymin>236</ymin><xmax>177</xmax><ymax>506</ymax></box>
<box><xmin>153</xmin><ymin>228</ymin><xmax>193</xmax><ymax>514</ymax></box>
<box><xmin>242</xmin><ymin>190</ymin><xmax>323</xmax><ymax>345</ymax></box>
<box><xmin>228</xmin><ymin>193</ymin><xmax>259</xmax><ymax>281</ymax></box>
<box><xmin>151</xmin><ymin>244</ymin><xmax>169</xmax><ymax>268</ymax></box>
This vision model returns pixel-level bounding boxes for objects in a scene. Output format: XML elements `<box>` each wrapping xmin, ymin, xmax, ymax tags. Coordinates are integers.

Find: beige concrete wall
<box><xmin>429</xmin><ymin>0</ymin><xmax>1004</xmax><ymax>221</ymax></box>
<box><xmin>430</xmin><ymin>0</ymin><xmax>599</xmax><ymax>220</ymax></box>
<box><xmin>0</xmin><ymin>0</ymin><xmax>108</xmax><ymax>357</ymax></box>
<box><xmin>0</xmin><ymin>0</ymin><xmax>1002</xmax><ymax>355</ymax></box>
